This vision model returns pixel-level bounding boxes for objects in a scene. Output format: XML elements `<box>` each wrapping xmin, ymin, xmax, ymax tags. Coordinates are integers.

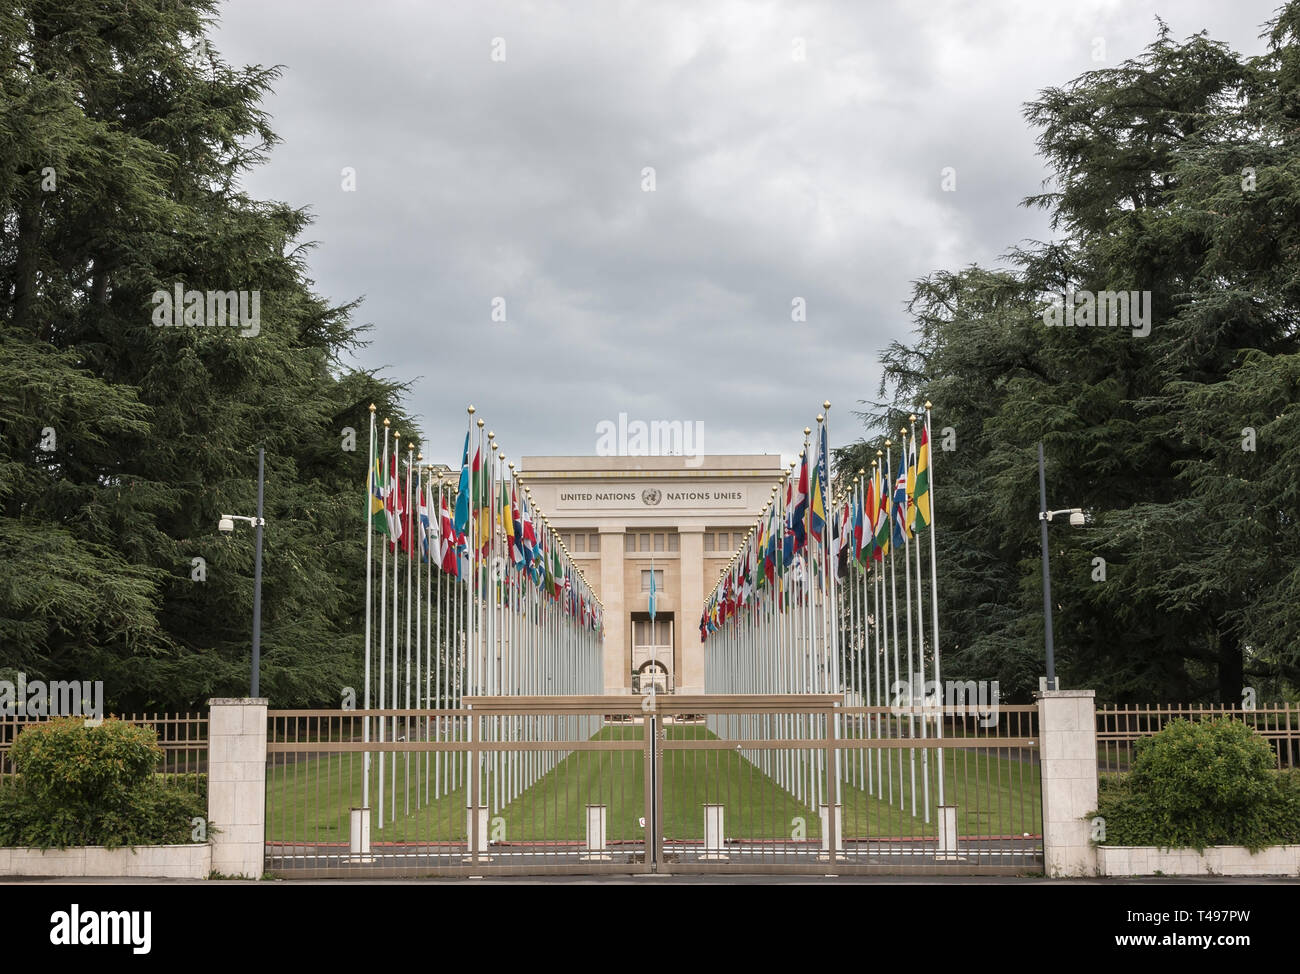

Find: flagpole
<box><xmin>898</xmin><ymin>426</ymin><xmax>916</xmax><ymax>818</ymax></box>
<box><xmin>822</xmin><ymin>402</ymin><xmax>842</xmax><ymax>797</ymax></box>
<box><xmin>363</xmin><ymin>406</ymin><xmax>375</xmax><ymax>815</ymax></box>
<box><xmin>869</xmin><ymin>460</ymin><xmax>879</xmax><ymax>799</ymax></box>
<box><xmin>911</xmin><ymin>414</ymin><xmax>930</xmax><ymax>823</ymax></box>
<box><xmin>875</xmin><ymin>452</ymin><xmax>890</xmax><ymax>803</ymax></box>
<box><xmin>424</xmin><ymin>465</ymin><xmax>434</xmax><ymax>803</ymax></box>
<box><xmin>886</xmin><ymin>438</ymin><xmax>903</xmax><ymax>808</ymax></box>
<box><xmin>798</xmin><ymin>435</ymin><xmax>814</xmax><ymax>805</ymax></box>
<box><xmin>855</xmin><ymin>471</ymin><xmax>866</xmax><ymax>790</ymax></box>
<box><xmin>649</xmin><ymin>549</ymin><xmax>656</xmax><ymax>703</ymax></box>
<box><xmin>404</xmin><ymin>445</ymin><xmax>415</xmax><ymax>816</ymax></box>
<box><xmin>487</xmin><ymin>434</ymin><xmax>498</xmax><ymax>814</ymax></box>
<box><xmin>433</xmin><ymin>474</ymin><xmax>443</xmax><ymax>800</ymax></box>
<box><xmin>466</xmin><ymin>408</ymin><xmax>478</xmax><ymax>820</ymax></box>
<box><xmin>926</xmin><ymin>403</ymin><xmax>945</xmax><ymax>809</ymax></box>
<box><xmin>378</xmin><ymin>420</ymin><xmax>390</xmax><ymax>829</ymax></box>
<box><xmin>390</xmin><ymin>432</ymin><xmax>402</xmax><ymax>823</ymax></box>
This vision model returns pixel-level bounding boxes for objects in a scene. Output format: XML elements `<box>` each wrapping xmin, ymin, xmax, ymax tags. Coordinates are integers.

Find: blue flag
<box><xmin>892</xmin><ymin>450</ymin><xmax>910</xmax><ymax>548</ymax></box>
<box><xmin>452</xmin><ymin>432</ymin><xmax>470</xmax><ymax>538</ymax></box>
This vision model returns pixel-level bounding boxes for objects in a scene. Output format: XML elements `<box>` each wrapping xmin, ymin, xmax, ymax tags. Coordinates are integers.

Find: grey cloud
<box><xmin>215</xmin><ymin>0</ymin><xmax>1280</xmax><ymax>468</ymax></box>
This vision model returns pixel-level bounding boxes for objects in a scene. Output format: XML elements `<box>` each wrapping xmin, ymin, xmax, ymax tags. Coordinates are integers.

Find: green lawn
<box><xmin>838</xmin><ymin>745</ymin><xmax>1042</xmax><ymax>837</ymax></box>
<box><xmin>266</xmin><ymin>751</ymin><xmax>470</xmax><ymax>843</ymax></box>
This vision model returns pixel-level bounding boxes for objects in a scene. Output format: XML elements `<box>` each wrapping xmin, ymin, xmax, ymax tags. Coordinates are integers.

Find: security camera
<box><xmin>1068</xmin><ymin>510</ymin><xmax>1086</xmax><ymax>528</ymax></box>
<box><xmin>218</xmin><ymin>517</ymin><xmax>235</xmax><ymax>533</ymax></box>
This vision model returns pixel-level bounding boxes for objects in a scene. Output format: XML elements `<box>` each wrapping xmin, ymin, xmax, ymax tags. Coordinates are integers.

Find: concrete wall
<box><xmin>1099</xmin><ymin>845</ymin><xmax>1300</xmax><ymax>877</ymax></box>
<box><xmin>0</xmin><ymin>844</ymin><xmax>210</xmax><ymax>879</ymax></box>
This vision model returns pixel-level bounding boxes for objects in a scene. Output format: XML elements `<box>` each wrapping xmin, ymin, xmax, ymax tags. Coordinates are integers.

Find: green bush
<box><xmin>0</xmin><ymin>718</ymin><xmax>207</xmax><ymax>850</ymax></box>
<box><xmin>1093</xmin><ymin>718</ymin><xmax>1300</xmax><ymax>852</ymax></box>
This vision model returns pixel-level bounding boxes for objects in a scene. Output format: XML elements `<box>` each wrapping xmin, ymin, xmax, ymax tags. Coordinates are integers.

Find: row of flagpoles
<box><xmin>362</xmin><ymin>405</ymin><xmax>605</xmax><ymax>825</ymax></box>
<box><xmin>700</xmin><ymin>400</ymin><xmax>944</xmax><ymax>820</ymax></box>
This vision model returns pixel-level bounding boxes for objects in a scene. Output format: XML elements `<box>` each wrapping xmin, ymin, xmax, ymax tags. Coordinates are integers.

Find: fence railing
<box><xmin>264</xmin><ymin>697</ymin><xmax>1043</xmax><ymax>877</ymax></box>
<box><xmin>0</xmin><ymin>713</ymin><xmax>208</xmax><ymax>790</ymax></box>
<box><xmin>265</xmin><ymin>703</ymin><xmax>647</xmax><ymax>876</ymax></box>
<box><xmin>1096</xmin><ymin>703</ymin><xmax>1300</xmax><ymax>774</ymax></box>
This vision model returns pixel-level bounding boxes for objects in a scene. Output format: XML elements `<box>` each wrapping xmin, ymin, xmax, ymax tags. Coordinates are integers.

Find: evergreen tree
<box><xmin>845</xmin><ymin>9</ymin><xmax>1300</xmax><ymax>702</ymax></box>
<box><xmin>1</xmin><ymin>2</ymin><xmax>416</xmax><ymax>708</ymax></box>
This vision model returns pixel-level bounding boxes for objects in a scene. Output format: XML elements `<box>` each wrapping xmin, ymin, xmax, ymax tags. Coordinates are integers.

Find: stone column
<box><xmin>1037</xmin><ymin>689</ymin><xmax>1098</xmax><ymax>878</ymax></box>
<box><xmin>599</xmin><ymin>528</ymin><xmax>627</xmax><ymax>694</ymax></box>
<box><xmin>678</xmin><ymin>526</ymin><xmax>706</xmax><ymax>694</ymax></box>
<box><xmin>207</xmin><ymin>698</ymin><xmax>267</xmax><ymax>879</ymax></box>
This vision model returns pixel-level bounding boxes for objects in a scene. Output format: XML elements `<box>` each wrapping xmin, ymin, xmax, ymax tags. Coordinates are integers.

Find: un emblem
<box><xmin>642</xmin><ymin>488</ymin><xmax>662</xmax><ymax>506</ymax></box>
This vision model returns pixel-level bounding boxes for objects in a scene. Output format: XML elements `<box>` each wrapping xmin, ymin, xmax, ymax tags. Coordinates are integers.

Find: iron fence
<box><xmin>1096</xmin><ymin>703</ymin><xmax>1300</xmax><ymax>774</ymax></box>
<box><xmin>265</xmin><ymin>696</ymin><xmax>1043</xmax><ymax>877</ymax></box>
<box><xmin>0</xmin><ymin>713</ymin><xmax>208</xmax><ymax>791</ymax></box>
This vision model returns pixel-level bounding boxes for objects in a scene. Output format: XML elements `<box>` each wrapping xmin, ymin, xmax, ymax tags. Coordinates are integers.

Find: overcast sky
<box><xmin>213</xmin><ymin>0</ymin><xmax>1282</xmax><ymax>469</ymax></box>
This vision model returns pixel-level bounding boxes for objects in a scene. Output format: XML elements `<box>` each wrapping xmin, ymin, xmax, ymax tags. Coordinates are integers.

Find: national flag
<box><xmin>892</xmin><ymin>448</ymin><xmax>911</xmax><ymax>547</ymax></box>
<box><xmin>914</xmin><ymin>422</ymin><xmax>931</xmax><ymax>530</ymax></box>
<box><xmin>860</xmin><ymin>476</ymin><xmax>875</xmax><ymax>565</ymax></box>
<box><xmin>417</xmin><ymin>469</ymin><xmax>434</xmax><ymax>561</ymax></box>
<box><xmin>452</xmin><ymin>433</ymin><xmax>470</xmax><ymax>538</ymax></box>
<box><xmin>369</xmin><ymin>433</ymin><xmax>386</xmax><ymax>533</ymax></box>
<box><xmin>399</xmin><ymin>469</ymin><xmax>416</xmax><ymax>555</ymax></box>
<box><xmin>906</xmin><ymin>432</ymin><xmax>919</xmax><ymax>533</ymax></box>
<box><xmin>873</xmin><ymin>465</ymin><xmax>890</xmax><ymax>562</ymax></box>
<box><xmin>384</xmin><ymin>451</ymin><xmax>403</xmax><ymax>547</ymax></box>
<box><xmin>474</xmin><ymin>449</ymin><xmax>492</xmax><ymax>554</ymax></box>
<box><xmin>836</xmin><ymin>499</ymin><xmax>851</xmax><ymax>577</ymax></box>
<box><xmin>790</xmin><ymin>451</ymin><xmax>808</xmax><ymax>550</ymax></box>
<box><xmin>500</xmin><ymin>480</ymin><xmax>515</xmax><ymax>559</ymax></box>
<box><xmin>809</xmin><ymin>426</ymin><xmax>828</xmax><ymax>544</ymax></box>
<box><xmin>510</xmin><ymin>486</ymin><xmax>524</xmax><ymax>567</ymax></box>
<box><xmin>648</xmin><ymin>560</ymin><xmax>657</xmax><ymax>622</ymax></box>
<box><xmin>511</xmin><ymin>487</ymin><xmax>523</xmax><ymax>545</ymax></box>
<box><xmin>440</xmin><ymin>492</ymin><xmax>459</xmax><ymax>576</ymax></box>
<box><xmin>521</xmin><ymin>500</ymin><xmax>537</xmax><ymax>566</ymax></box>
<box><xmin>853</xmin><ymin>490</ymin><xmax>865</xmax><ymax>563</ymax></box>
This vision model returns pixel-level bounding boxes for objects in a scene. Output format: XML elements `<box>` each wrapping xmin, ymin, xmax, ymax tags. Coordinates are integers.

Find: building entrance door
<box><xmin>631</xmin><ymin>615</ymin><xmax>673</xmax><ymax>692</ymax></box>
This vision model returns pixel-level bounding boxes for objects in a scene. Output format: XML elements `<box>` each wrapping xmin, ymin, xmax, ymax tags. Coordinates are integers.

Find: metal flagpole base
<box><xmin>934</xmin><ymin>804</ymin><xmax>963</xmax><ymax>861</ymax></box>
<box><xmin>817</xmin><ymin>804</ymin><xmax>848</xmax><ymax>862</ymax></box>
<box><xmin>699</xmin><ymin>804</ymin><xmax>729</xmax><ymax>860</ymax></box>
<box><xmin>349</xmin><ymin>807</ymin><xmax>374</xmax><ymax>863</ymax></box>
<box><xmin>581</xmin><ymin>805</ymin><xmax>612</xmax><ymax>860</ymax></box>
<box><xmin>462</xmin><ymin>805</ymin><xmax>494</xmax><ymax>863</ymax></box>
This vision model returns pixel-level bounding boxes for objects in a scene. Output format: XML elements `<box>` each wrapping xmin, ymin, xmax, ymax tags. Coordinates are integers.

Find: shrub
<box><xmin>0</xmin><ymin>718</ymin><xmax>207</xmax><ymax>850</ymax></box>
<box><xmin>1093</xmin><ymin>718</ymin><xmax>1300</xmax><ymax>852</ymax></box>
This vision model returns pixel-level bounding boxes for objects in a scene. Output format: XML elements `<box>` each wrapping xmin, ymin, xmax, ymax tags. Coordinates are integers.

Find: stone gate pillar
<box><xmin>207</xmin><ymin>698</ymin><xmax>268</xmax><ymax>879</ymax></box>
<box><xmin>1036</xmin><ymin>689</ymin><xmax>1098</xmax><ymax>877</ymax></box>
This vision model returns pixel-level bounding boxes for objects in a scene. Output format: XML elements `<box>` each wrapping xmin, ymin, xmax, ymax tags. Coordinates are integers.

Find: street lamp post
<box><xmin>219</xmin><ymin>447</ymin><xmax>267</xmax><ymax>698</ymax></box>
<box><xmin>1037</xmin><ymin>442</ymin><xmax>1084</xmax><ymax>692</ymax></box>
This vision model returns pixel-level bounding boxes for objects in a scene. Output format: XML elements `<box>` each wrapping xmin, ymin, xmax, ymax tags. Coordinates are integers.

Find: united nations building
<box><xmin>520</xmin><ymin>454</ymin><xmax>782</xmax><ymax>695</ymax></box>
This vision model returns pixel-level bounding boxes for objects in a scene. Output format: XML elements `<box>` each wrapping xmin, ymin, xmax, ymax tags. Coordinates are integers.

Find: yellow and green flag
<box><xmin>914</xmin><ymin>423</ymin><xmax>931</xmax><ymax>530</ymax></box>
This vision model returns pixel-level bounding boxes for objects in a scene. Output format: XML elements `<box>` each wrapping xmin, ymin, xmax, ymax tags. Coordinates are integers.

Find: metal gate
<box><xmin>264</xmin><ymin>696</ymin><xmax>1041</xmax><ymax>877</ymax></box>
